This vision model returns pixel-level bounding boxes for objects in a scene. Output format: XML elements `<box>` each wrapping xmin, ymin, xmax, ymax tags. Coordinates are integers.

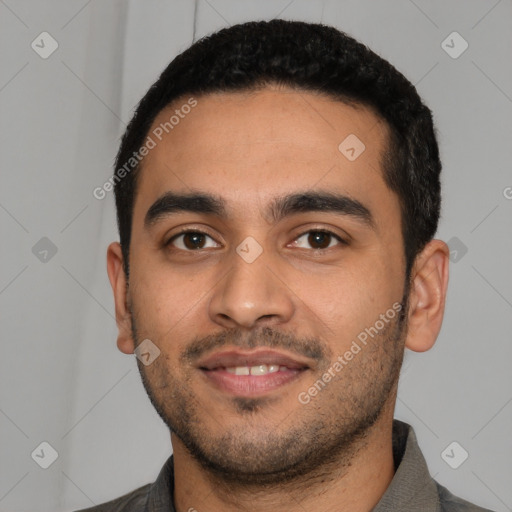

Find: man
<box><xmin>80</xmin><ymin>19</ymin><xmax>493</xmax><ymax>512</ymax></box>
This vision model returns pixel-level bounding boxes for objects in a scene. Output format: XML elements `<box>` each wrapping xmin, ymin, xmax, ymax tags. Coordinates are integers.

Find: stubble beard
<box><xmin>131</xmin><ymin>296</ymin><xmax>409</xmax><ymax>490</ymax></box>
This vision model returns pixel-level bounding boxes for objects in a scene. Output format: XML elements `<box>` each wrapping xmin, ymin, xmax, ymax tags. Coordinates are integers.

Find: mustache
<box><xmin>180</xmin><ymin>326</ymin><xmax>331</xmax><ymax>365</ymax></box>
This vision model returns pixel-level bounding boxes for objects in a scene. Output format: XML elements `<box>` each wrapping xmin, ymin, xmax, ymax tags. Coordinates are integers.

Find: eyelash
<box><xmin>165</xmin><ymin>228</ymin><xmax>348</xmax><ymax>252</ymax></box>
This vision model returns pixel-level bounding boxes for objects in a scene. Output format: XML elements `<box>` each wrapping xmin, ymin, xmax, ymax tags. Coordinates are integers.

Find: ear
<box><xmin>404</xmin><ymin>239</ymin><xmax>450</xmax><ymax>352</ymax></box>
<box><xmin>106</xmin><ymin>242</ymin><xmax>135</xmax><ymax>354</ymax></box>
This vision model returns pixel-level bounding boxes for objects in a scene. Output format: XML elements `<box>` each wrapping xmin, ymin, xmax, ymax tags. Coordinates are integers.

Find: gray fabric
<box><xmin>75</xmin><ymin>420</ymin><xmax>494</xmax><ymax>512</ymax></box>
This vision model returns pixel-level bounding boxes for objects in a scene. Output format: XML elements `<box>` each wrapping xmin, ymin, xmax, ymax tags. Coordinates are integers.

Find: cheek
<box><xmin>130</xmin><ymin>266</ymin><xmax>204</xmax><ymax>343</ymax></box>
<box><xmin>293</xmin><ymin>258</ymin><xmax>400</xmax><ymax>349</ymax></box>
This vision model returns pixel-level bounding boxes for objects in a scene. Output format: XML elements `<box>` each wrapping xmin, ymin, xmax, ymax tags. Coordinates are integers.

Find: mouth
<box><xmin>197</xmin><ymin>349</ymin><xmax>311</xmax><ymax>397</ymax></box>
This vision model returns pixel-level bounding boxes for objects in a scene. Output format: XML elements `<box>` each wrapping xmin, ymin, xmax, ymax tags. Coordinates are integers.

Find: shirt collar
<box><xmin>372</xmin><ymin>420</ymin><xmax>441</xmax><ymax>511</ymax></box>
<box><xmin>146</xmin><ymin>455</ymin><xmax>175</xmax><ymax>512</ymax></box>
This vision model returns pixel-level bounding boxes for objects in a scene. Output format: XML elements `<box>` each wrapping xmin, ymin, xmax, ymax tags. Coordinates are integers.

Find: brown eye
<box><xmin>293</xmin><ymin>230</ymin><xmax>345</xmax><ymax>250</ymax></box>
<box><xmin>167</xmin><ymin>231</ymin><xmax>219</xmax><ymax>251</ymax></box>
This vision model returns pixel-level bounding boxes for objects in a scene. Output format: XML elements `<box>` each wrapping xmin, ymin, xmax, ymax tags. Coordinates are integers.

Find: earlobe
<box><xmin>106</xmin><ymin>242</ymin><xmax>135</xmax><ymax>354</ymax></box>
<box><xmin>404</xmin><ymin>239</ymin><xmax>450</xmax><ymax>353</ymax></box>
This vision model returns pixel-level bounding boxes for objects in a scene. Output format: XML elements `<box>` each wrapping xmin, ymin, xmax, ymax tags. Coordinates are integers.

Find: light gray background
<box><xmin>0</xmin><ymin>1</ymin><xmax>511</xmax><ymax>511</ymax></box>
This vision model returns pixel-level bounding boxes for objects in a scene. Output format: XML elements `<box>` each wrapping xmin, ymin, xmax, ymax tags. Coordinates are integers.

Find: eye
<box><xmin>292</xmin><ymin>230</ymin><xmax>347</xmax><ymax>250</ymax></box>
<box><xmin>166</xmin><ymin>230</ymin><xmax>219</xmax><ymax>251</ymax></box>
<box><xmin>165</xmin><ymin>228</ymin><xmax>347</xmax><ymax>253</ymax></box>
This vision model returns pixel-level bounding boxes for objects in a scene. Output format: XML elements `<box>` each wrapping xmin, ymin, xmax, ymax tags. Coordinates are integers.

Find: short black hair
<box><xmin>113</xmin><ymin>19</ymin><xmax>441</xmax><ymax>279</ymax></box>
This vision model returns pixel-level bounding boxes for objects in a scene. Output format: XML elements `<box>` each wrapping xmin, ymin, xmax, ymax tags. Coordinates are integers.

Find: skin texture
<box><xmin>107</xmin><ymin>87</ymin><xmax>449</xmax><ymax>512</ymax></box>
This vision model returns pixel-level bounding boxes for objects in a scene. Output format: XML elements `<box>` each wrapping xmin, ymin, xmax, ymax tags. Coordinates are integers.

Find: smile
<box><xmin>197</xmin><ymin>349</ymin><xmax>311</xmax><ymax>396</ymax></box>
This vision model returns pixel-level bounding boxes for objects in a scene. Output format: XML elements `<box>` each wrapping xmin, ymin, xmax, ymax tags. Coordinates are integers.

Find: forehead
<box><xmin>133</xmin><ymin>87</ymin><xmax>395</xmax><ymax>225</ymax></box>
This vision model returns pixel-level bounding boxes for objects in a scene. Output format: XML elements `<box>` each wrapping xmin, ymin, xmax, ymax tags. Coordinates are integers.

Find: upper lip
<box><xmin>197</xmin><ymin>349</ymin><xmax>311</xmax><ymax>370</ymax></box>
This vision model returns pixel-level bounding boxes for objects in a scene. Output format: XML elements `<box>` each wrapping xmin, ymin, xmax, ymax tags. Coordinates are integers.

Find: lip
<box><xmin>197</xmin><ymin>349</ymin><xmax>311</xmax><ymax>371</ymax></box>
<box><xmin>197</xmin><ymin>349</ymin><xmax>311</xmax><ymax>397</ymax></box>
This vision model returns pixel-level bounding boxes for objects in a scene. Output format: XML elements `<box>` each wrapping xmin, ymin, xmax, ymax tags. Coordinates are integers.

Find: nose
<box><xmin>208</xmin><ymin>247</ymin><xmax>295</xmax><ymax>330</ymax></box>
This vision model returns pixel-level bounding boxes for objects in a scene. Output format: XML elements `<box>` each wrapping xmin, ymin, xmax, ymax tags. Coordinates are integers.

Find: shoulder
<box><xmin>72</xmin><ymin>454</ymin><xmax>174</xmax><ymax>512</ymax></box>
<box><xmin>436</xmin><ymin>481</ymin><xmax>495</xmax><ymax>512</ymax></box>
<box><xmin>73</xmin><ymin>483</ymin><xmax>151</xmax><ymax>512</ymax></box>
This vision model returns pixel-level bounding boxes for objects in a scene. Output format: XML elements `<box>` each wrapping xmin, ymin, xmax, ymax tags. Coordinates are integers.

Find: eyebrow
<box><xmin>144</xmin><ymin>190</ymin><xmax>375</xmax><ymax>230</ymax></box>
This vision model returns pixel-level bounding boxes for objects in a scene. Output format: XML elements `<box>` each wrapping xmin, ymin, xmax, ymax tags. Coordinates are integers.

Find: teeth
<box><xmin>224</xmin><ymin>365</ymin><xmax>287</xmax><ymax>375</ymax></box>
<box><xmin>250</xmin><ymin>364</ymin><xmax>268</xmax><ymax>376</ymax></box>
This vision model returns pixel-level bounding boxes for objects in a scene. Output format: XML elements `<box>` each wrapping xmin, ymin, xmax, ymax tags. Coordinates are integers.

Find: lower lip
<box><xmin>201</xmin><ymin>368</ymin><xmax>306</xmax><ymax>396</ymax></box>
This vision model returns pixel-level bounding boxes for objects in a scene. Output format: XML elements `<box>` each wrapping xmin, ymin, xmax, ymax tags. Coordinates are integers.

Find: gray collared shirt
<box><xmin>75</xmin><ymin>420</ymin><xmax>494</xmax><ymax>512</ymax></box>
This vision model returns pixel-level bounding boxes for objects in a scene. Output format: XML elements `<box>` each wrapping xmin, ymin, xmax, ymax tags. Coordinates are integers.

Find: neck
<box><xmin>172</xmin><ymin>407</ymin><xmax>396</xmax><ymax>512</ymax></box>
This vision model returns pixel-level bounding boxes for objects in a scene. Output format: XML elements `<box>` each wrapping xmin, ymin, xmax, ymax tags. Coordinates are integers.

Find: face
<box><xmin>123</xmin><ymin>87</ymin><xmax>409</xmax><ymax>483</ymax></box>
